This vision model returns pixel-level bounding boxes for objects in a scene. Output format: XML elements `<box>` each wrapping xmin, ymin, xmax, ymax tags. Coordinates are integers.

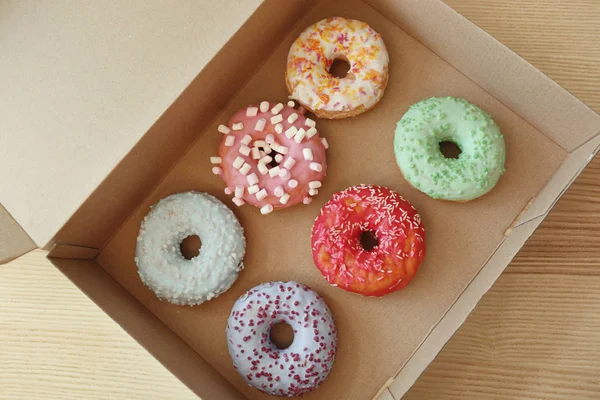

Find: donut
<box><xmin>311</xmin><ymin>184</ymin><xmax>425</xmax><ymax>297</ymax></box>
<box><xmin>394</xmin><ymin>97</ymin><xmax>506</xmax><ymax>201</ymax></box>
<box><xmin>135</xmin><ymin>191</ymin><xmax>245</xmax><ymax>305</ymax></box>
<box><xmin>211</xmin><ymin>102</ymin><xmax>329</xmax><ymax>214</ymax></box>
<box><xmin>227</xmin><ymin>281</ymin><xmax>337</xmax><ymax>396</ymax></box>
<box><xmin>286</xmin><ymin>17</ymin><xmax>389</xmax><ymax>119</ymax></box>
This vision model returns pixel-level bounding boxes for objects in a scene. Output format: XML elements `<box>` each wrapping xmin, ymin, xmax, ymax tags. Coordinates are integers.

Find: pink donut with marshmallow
<box><xmin>211</xmin><ymin>101</ymin><xmax>328</xmax><ymax>214</ymax></box>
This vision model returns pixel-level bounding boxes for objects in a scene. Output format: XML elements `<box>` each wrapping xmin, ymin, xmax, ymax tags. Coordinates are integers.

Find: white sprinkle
<box><xmin>263</xmin><ymin>144</ymin><xmax>272</xmax><ymax>154</ymax></box>
<box><xmin>246</xmin><ymin>107</ymin><xmax>258</xmax><ymax>117</ymax></box>
<box><xmin>269</xmin><ymin>166</ymin><xmax>280</xmax><ymax>177</ymax></box>
<box><xmin>306</xmin><ymin>127</ymin><xmax>318</xmax><ymax>139</ymax></box>
<box><xmin>271</xmin><ymin>143</ymin><xmax>288</xmax><ymax>154</ymax></box>
<box><xmin>295</xmin><ymin>128</ymin><xmax>307</xmax><ymax>143</ymax></box>
<box><xmin>232</xmin><ymin>197</ymin><xmax>245</xmax><ymax>207</ymax></box>
<box><xmin>256</xmin><ymin>188</ymin><xmax>268</xmax><ymax>201</ymax></box>
<box><xmin>279</xmin><ymin>168</ymin><xmax>290</xmax><ymax>179</ymax></box>
<box><xmin>273</xmin><ymin>186</ymin><xmax>284</xmax><ymax>197</ymax></box>
<box><xmin>224</xmin><ymin>187</ymin><xmax>233</xmax><ymax>195</ymax></box>
<box><xmin>271</xmin><ymin>103</ymin><xmax>284</xmax><ymax>114</ymax></box>
<box><xmin>287</xmin><ymin>100</ymin><xmax>295</xmax><ymax>107</ymax></box>
<box><xmin>232</xmin><ymin>122</ymin><xmax>244</xmax><ymax>131</ymax></box>
<box><xmin>270</xmin><ymin>114</ymin><xmax>283</xmax><ymax>124</ymax></box>
<box><xmin>309</xmin><ymin>162</ymin><xmax>322</xmax><ymax>172</ymax></box>
<box><xmin>275</xmin><ymin>124</ymin><xmax>283</xmax><ymax>134</ymax></box>
<box><xmin>248</xmin><ymin>185</ymin><xmax>260</xmax><ymax>195</ymax></box>
<box><xmin>288</xmin><ymin>179</ymin><xmax>298</xmax><ymax>188</ymax></box>
<box><xmin>288</xmin><ymin>113</ymin><xmax>298</xmax><ymax>123</ymax></box>
<box><xmin>305</xmin><ymin>118</ymin><xmax>316</xmax><ymax>128</ymax></box>
<box><xmin>260</xmin><ymin>101</ymin><xmax>269</xmax><ymax>113</ymax></box>
<box><xmin>321</xmin><ymin>137</ymin><xmax>329</xmax><ymax>149</ymax></box>
<box><xmin>251</xmin><ymin>147</ymin><xmax>260</xmax><ymax>159</ymax></box>
<box><xmin>309</xmin><ymin>181</ymin><xmax>322</xmax><ymax>189</ymax></box>
<box><xmin>247</xmin><ymin>173</ymin><xmax>259</xmax><ymax>186</ymax></box>
<box><xmin>241</xmin><ymin>135</ymin><xmax>252</xmax><ymax>145</ymax></box>
<box><xmin>239</xmin><ymin>145</ymin><xmax>251</xmax><ymax>156</ymax></box>
<box><xmin>233</xmin><ymin>157</ymin><xmax>245</xmax><ymax>169</ymax></box>
<box><xmin>239</xmin><ymin>163</ymin><xmax>251</xmax><ymax>175</ymax></box>
<box><xmin>260</xmin><ymin>155</ymin><xmax>272</xmax><ymax>165</ymax></box>
<box><xmin>212</xmin><ymin>167</ymin><xmax>222</xmax><ymax>175</ymax></box>
<box><xmin>224</xmin><ymin>135</ymin><xmax>235</xmax><ymax>147</ymax></box>
<box><xmin>235</xmin><ymin>186</ymin><xmax>244</xmax><ymax>198</ymax></box>
<box><xmin>275</xmin><ymin>154</ymin><xmax>283</xmax><ymax>163</ymax></box>
<box><xmin>260</xmin><ymin>204</ymin><xmax>273</xmax><ymax>215</ymax></box>
<box><xmin>255</xmin><ymin>118</ymin><xmax>266</xmax><ymax>131</ymax></box>
<box><xmin>265</xmin><ymin>134</ymin><xmax>275</xmax><ymax>144</ymax></box>
<box><xmin>257</xmin><ymin>163</ymin><xmax>268</xmax><ymax>175</ymax></box>
<box><xmin>283</xmin><ymin>157</ymin><xmax>296</xmax><ymax>170</ymax></box>
<box><xmin>285</xmin><ymin>126</ymin><xmax>297</xmax><ymax>139</ymax></box>
<box><xmin>303</xmin><ymin>148</ymin><xmax>313</xmax><ymax>160</ymax></box>
<box><xmin>218</xmin><ymin>125</ymin><xmax>230</xmax><ymax>134</ymax></box>
<box><xmin>309</xmin><ymin>189</ymin><xmax>319</xmax><ymax>196</ymax></box>
<box><xmin>279</xmin><ymin>193</ymin><xmax>290</xmax><ymax>204</ymax></box>
<box><xmin>303</xmin><ymin>197</ymin><xmax>312</xmax><ymax>205</ymax></box>
<box><xmin>210</xmin><ymin>156</ymin><xmax>222</xmax><ymax>164</ymax></box>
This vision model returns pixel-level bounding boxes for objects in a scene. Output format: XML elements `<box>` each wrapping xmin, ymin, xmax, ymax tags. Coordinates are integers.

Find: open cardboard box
<box><xmin>3</xmin><ymin>0</ymin><xmax>600</xmax><ymax>399</ymax></box>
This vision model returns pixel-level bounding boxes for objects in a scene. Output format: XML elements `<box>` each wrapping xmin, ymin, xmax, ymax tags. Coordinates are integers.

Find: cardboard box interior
<box><xmin>44</xmin><ymin>0</ymin><xmax>600</xmax><ymax>399</ymax></box>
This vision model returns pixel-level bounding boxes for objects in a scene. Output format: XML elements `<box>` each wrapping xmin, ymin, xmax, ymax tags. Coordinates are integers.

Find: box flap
<box><xmin>0</xmin><ymin>0</ymin><xmax>263</xmax><ymax>250</ymax></box>
<box><xmin>0</xmin><ymin>203</ymin><xmax>36</xmax><ymax>264</ymax></box>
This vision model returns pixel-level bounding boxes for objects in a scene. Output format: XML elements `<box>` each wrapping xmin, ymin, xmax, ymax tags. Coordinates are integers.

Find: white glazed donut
<box><xmin>227</xmin><ymin>281</ymin><xmax>337</xmax><ymax>396</ymax></box>
<box><xmin>135</xmin><ymin>191</ymin><xmax>245</xmax><ymax>305</ymax></box>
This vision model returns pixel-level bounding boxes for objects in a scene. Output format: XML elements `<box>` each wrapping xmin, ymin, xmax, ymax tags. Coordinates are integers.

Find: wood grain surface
<box><xmin>2</xmin><ymin>1</ymin><xmax>599</xmax><ymax>399</ymax></box>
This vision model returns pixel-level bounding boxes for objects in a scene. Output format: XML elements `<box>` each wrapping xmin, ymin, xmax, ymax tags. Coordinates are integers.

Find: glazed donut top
<box><xmin>286</xmin><ymin>17</ymin><xmax>389</xmax><ymax>115</ymax></box>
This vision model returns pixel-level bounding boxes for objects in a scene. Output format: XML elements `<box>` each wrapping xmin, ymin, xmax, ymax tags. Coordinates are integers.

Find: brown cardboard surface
<box><xmin>0</xmin><ymin>204</ymin><xmax>36</xmax><ymax>264</ymax></box>
<box><xmin>96</xmin><ymin>0</ymin><xmax>567</xmax><ymax>399</ymax></box>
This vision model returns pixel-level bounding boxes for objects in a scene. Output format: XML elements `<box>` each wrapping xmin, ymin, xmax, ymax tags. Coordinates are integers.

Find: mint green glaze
<box><xmin>394</xmin><ymin>97</ymin><xmax>506</xmax><ymax>201</ymax></box>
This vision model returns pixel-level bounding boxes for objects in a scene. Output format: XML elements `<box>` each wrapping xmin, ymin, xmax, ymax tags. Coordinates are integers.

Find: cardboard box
<box><xmin>2</xmin><ymin>0</ymin><xmax>600</xmax><ymax>398</ymax></box>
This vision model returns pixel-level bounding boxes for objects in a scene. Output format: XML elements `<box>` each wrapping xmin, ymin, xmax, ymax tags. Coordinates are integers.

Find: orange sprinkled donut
<box><xmin>286</xmin><ymin>17</ymin><xmax>389</xmax><ymax>119</ymax></box>
<box><xmin>311</xmin><ymin>185</ymin><xmax>426</xmax><ymax>297</ymax></box>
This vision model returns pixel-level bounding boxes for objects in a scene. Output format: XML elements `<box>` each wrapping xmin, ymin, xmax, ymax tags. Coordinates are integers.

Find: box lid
<box><xmin>0</xmin><ymin>0</ymin><xmax>263</xmax><ymax>263</ymax></box>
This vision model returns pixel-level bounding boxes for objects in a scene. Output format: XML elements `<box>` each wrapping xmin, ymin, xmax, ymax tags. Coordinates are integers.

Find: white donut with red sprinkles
<box><xmin>227</xmin><ymin>281</ymin><xmax>337</xmax><ymax>396</ymax></box>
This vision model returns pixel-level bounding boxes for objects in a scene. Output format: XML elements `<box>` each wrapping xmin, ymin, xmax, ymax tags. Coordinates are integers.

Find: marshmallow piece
<box><xmin>239</xmin><ymin>163</ymin><xmax>251</xmax><ymax>175</ymax></box>
<box><xmin>284</xmin><ymin>126</ymin><xmax>297</xmax><ymax>139</ymax></box>
<box><xmin>271</xmin><ymin>143</ymin><xmax>288</xmax><ymax>154</ymax></box>
<box><xmin>257</xmin><ymin>163</ymin><xmax>268</xmax><ymax>175</ymax></box>
<box><xmin>254</xmin><ymin>140</ymin><xmax>266</xmax><ymax>147</ymax></box>
<box><xmin>212</xmin><ymin>167</ymin><xmax>222</xmax><ymax>175</ymax></box>
<box><xmin>232</xmin><ymin>197</ymin><xmax>245</xmax><ymax>207</ymax></box>
<box><xmin>270</xmin><ymin>114</ymin><xmax>283</xmax><ymax>124</ymax></box>
<box><xmin>321</xmin><ymin>137</ymin><xmax>329</xmax><ymax>149</ymax></box>
<box><xmin>233</xmin><ymin>156</ymin><xmax>244</xmax><ymax>169</ymax></box>
<box><xmin>274</xmin><ymin>154</ymin><xmax>283</xmax><ymax>163</ymax></box>
<box><xmin>239</xmin><ymin>145</ymin><xmax>251</xmax><ymax>156</ymax></box>
<box><xmin>256</xmin><ymin>188</ymin><xmax>268</xmax><ymax>201</ymax></box>
<box><xmin>247</xmin><ymin>173</ymin><xmax>259</xmax><ymax>186</ymax></box>
<box><xmin>274</xmin><ymin>186</ymin><xmax>284</xmax><ymax>197</ymax></box>
<box><xmin>218</xmin><ymin>124</ymin><xmax>230</xmax><ymax>134</ymax></box>
<box><xmin>306</xmin><ymin>127</ymin><xmax>318</xmax><ymax>139</ymax></box>
<box><xmin>295</xmin><ymin>128</ymin><xmax>307</xmax><ymax>143</ymax></box>
<box><xmin>260</xmin><ymin>101</ymin><xmax>269</xmax><ymax>113</ymax></box>
<box><xmin>288</xmin><ymin>179</ymin><xmax>298</xmax><ymax>188</ymax></box>
<box><xmin>309</xmin><ymin>189</ymin><xmax>319</xmax><ymax>196</ymax></box>
<box><xmin>241</xmin><ymin>135</ymin><xmax>252</xmax><ymax>145</ymax></box>
<box><xmin>248</xmin><ymin>185</ymin><xmax>260</xmax><ymax>195</ymax></box>
<box><xmin>303</xmin><ymin>197</ymin><xmax>313</xmax><ymax>205</ymax></box>
<box><xmin>309</xmin><ymin>162</ymin><xmax>323</xmax><ymax>172</ymax></box>
<box><xmin>309</xmin><ymin>181</ymin><xmax>322</xmax><ymax>189</ymax></box>
<box><xmin>251</xmin><ymin>147</ymin><xmax>260</xmax><ymax>159</ymax></box>
<box><xmin>265</xmin><ymin>134</ymin><xmax>275</xmax><ymax>144</ymax></box>
<box><xmin>305</xmin><ymin>118</ymin><xmax>316</xmax><ymax>128</ymax></box>
<box><xmin>287</xmin><ymin>113</ymin><xmax>298</xmax><ymax>123</ymax></box>
<box><xmin>259</xmin><ymin>155</ymin><xmax>272</xmax><ymax>165</ymax></box>
<box><xmin>234</xmin><ymin>185</ymin><xmax>244</xmax><ymax>198</ymax></box>
<box><xmin>287</xmin><ymin>100</ymin><xmax>295</xmax><ymax>107</ymax></box>
<box><xmin>210</xmin><ymin>156</ymin><xmax>222</xmax><ymax>164</ymax></box>
<box><xmin>279</xmin><ymin>168</ymin><xmax>290</xmax><ymax>179</ymax></box>
<box><xmin>303</xmin><ymin>148</ymin><xmax>313</xmax><ymax>161</ymax></box>
<box><xmin>246</xmin><ymin>107</ymin><xmax>258</xmax><ymax>117</ymax></box>
<box><xmin>275</xmin><ymin>124</ymin><xmax>283</xmax><ymax>134</ymax></box>
<box><xmin>268</xmin><ymin>166</ymin><xmax>280</xmax><ymax>177</ymax></box>
<box><xmin>224</xmin><ymin>135</ymin><xmax>235</xmax><ymax>147</ymax></box>
<box><xmin>271</xmin><ymin>103</ymin><xmax>284</xmax><ymax>114</ymax></box>
<box><xmin>232</xmin><ymin>122</ymin><xmax>244</xmax><ymax>131</ymax></box>
<box><xmin>255</xmin><ymin>118</ymin><xmax>266</xmax><ymax>131</ymax></box>
<box><xmin>263</xmin><ymin>144</ymin><xmax>272</xmax><ymax>154</ymax></box>
<box><xmin>224</xmin><ymin>187</ymin><xmax>233</xmax><ymax>195</ymax></box>
<box><xmin>283</xmin><ymin>157</ymin><xmax>296</xmax><ymax>170</ymax></box>
<box><xmin>279</xmin><ymin>193</ymin><xmax>290</xmax><ymax>204</ymax></box>
<box><xmin>260</xmin><ymin>204</ymin><xmax>274</xmax><ymax>215</ymax></box>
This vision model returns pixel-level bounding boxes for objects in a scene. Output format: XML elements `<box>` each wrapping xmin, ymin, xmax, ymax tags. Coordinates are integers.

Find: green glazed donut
<box><xmin>394</xmin><ymin>97</ymin><xmax>506</xmax><ymax>201</ymax></box>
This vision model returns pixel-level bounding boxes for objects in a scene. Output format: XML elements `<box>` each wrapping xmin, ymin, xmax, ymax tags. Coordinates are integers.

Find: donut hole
<box><xmin>360</xmin><ymin>230</ymin><xmax>379</xmax><ymax>251</ymax></box>
<box><xmin>439</xmin><ymin>141</ymin><xmax>462</xmax><ymax>159</ymax></box>
<box><xmin>329</xmin><ymin>57</ymin><xmax>351</xmax><ymax>79</ymax></box>
<box><xmin>180</xmin><ymin>235</ymin><xmax>201</xmax><ymax>260</ymax></box>
<box><xmin>269</xmin><ymin>321</ymin><xmax>295</xmax><ymax>349</ymax></box>
<box><xmin>258</xmin><ymin>146</ymin><xmax>283</xmax><ymax>168</ymax></box>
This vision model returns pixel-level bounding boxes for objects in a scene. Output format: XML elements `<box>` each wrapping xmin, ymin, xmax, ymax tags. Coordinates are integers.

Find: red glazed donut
<box><xmin>210</xmin><ymin>102</ymin><xmax>328</xmax><ymax>214</ymax></box>
<box><xmin>311</xmin><ymin>184</ymin><xmax>426</xmax><ymax>296</ymax></box>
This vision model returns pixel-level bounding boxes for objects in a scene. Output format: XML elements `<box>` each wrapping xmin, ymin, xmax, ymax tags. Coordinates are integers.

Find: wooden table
<box><xmin>2</xmin><ymin>1</ymin><xmax>599</xmax><ymax>399</ymax></box>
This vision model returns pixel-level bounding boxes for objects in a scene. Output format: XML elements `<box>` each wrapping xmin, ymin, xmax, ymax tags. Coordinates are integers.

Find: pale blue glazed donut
<box><xmin>135</xmin><ymin>191</ymin><xmax>245</xmax><ymax>305</ymax></box>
